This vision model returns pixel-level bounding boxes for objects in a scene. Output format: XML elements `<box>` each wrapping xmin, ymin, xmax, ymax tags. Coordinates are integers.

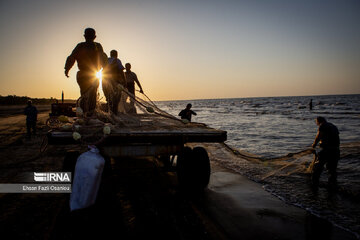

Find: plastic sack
<box><xmin>70</xmin><ymin>145</ymin><xmax>105</xmax><ymax>211</ymax></box>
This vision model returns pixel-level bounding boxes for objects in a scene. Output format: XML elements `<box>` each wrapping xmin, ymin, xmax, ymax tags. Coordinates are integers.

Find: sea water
<box><xmin>156</xmin><ymin>94</ymin><xmax>360</xmax><ymax>237</ymax></box>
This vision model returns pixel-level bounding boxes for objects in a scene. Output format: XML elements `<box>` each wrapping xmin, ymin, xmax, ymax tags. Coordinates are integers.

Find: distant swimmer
<box><xmin>124</xmin><ymin>63</ymin><xmax>144</xmax><ymax>113</ymax></box>
<box><xmin>64</xmin><ymin>28</ymin><xmax>107</xmax><ymax>116</ymax></box>
<box><xmin>24</xmin><ymin>100</ymin><xmax>38</xmax><ymax>139</ymax></box>
<box><xmin>178</xmin><ymin>103</ymin><xmax>197</xmax><ymax>122</ymax></box>
<box><xmin>311</xmin><ymin>116</ymin><xmax>340</xmax><ymax>190</ymax></box>
<box><xmin>309</xmin><ymin>99</ymin><xmax>313</xmax><ymax>110</ymax></box>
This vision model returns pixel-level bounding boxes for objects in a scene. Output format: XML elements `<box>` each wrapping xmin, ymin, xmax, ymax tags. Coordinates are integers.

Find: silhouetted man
<box><xmin>24</xmin><ymin>100</ymin><xmax>37</xmax><ymax>139</ymax></box>
<box><xmin>103</xmin><ymin>50</ymin><xmax>125</xmax><ymax>114</ymax></box>
<box><xmin>178</xmin><ymin>103</ymin><xmax>197</xmax><ymax>122</ymax></box>
<box><xmin>311</xmin><ymin>116</ymin><xmax>340</xmax><ymax>189</ymax></box>
<box><xmin>124</xmin><ymin>63</ymin><xmax>143</xmax><ymax>113</ymax></box>
<box><xmin>64</xmin><ymin>28</ymin><xmax>107</xmax><ymax>116</ymax></box>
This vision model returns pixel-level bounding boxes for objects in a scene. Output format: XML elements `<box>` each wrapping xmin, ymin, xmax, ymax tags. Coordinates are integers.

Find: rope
<box><xmin>136</xmin><ymin>90</ymin><xmax>159</xmax><ymax>109</ymax></box>
<box><xmin>123</xmin><ymin>87</ymin><xmax>186</xmax><ymax>123</ymax></box>
<box><xmin>40</xmin><ymin>135</ymin><xmax>49</xmax><ymax>153</ymax></box>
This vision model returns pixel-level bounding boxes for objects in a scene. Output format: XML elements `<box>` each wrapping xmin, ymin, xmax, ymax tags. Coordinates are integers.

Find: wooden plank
<box><xmin>101</xmin><ymin>144</ymin><xmax>183</xmax><ymax>157</ymax></box>
<box><xmin>47</xmin><ymin>128</ymin><xmax>227</xmax><ymax>145</ymax></box>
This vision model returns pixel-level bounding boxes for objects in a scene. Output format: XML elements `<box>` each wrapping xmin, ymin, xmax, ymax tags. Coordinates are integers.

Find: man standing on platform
<box><xmin>124</xmin><ymin>63</ymin><xmax>144</xmax><ymax>113</ymax></box>
<box><xmin>64</xmin><ymin>28</ymin><xmax>107</xmax><ymax>116</ymax></box>
<box><xmin>103</xmin><ymin>50</ymin><xmax>125</xmax><ymax>114</ymax></box>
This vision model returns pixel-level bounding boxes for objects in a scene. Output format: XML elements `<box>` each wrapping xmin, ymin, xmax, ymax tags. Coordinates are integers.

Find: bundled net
<box><xmin>47</xmin><ymin>76</ymin><xmax>200</xmax><ymax>145</ymax></box>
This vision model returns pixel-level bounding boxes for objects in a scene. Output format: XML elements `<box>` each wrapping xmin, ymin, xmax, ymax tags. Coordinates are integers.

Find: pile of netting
<box><xmin>46</xmin><ymin>82</ymin><xmax>196</xmax><ymax>145</ymax></box>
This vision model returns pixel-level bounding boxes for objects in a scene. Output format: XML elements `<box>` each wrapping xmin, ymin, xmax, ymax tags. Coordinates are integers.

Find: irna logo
<box><xmin>34</xmin><ymin>172</ymin><xmax>71</xmax><ymax>182</ymax></box>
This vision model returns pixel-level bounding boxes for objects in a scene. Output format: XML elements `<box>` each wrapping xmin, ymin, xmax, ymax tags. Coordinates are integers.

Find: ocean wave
<box><xmin>252</xmin><ymin>104</ymin><xmax>262</xmax><ymax>108</ymax></box>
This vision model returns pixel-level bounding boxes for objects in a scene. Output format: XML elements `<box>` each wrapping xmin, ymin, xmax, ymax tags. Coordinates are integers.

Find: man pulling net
<box><xmin>102</xmin><ymin>50</ymin><xmax>126</xmax><ymax>114</ymax></box>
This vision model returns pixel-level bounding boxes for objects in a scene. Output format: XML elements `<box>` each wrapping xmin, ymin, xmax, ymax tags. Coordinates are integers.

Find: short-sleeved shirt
<box><xmin>319</xmin><ymin>122</ymin><xmax>340</xmax><ymax>149</ymax></box>
<box><xmin>106</xmin><ymin>58</ymin><xmax>125</xmax><ymax>85</ymax></box>
<box><xmin>65</xmin><ymin>41</ymin><xmax>106</xmax><ymax>73</ymax></box>
<box><xmin>125</xmin><ymin>71</ymin><xmax>138</xmax><ymax>94</ymax></box>
<box><xmin>107</xmin><ymin>58</ymin><xmax>124</xmax><ymax>71</ymax></box>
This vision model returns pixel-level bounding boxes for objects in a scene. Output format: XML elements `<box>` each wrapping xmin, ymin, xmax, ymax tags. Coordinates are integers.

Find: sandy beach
<box><xmin>0</xmin><ymin>108</ymin><xmax>358</xmax><ymax>239</ymax></box>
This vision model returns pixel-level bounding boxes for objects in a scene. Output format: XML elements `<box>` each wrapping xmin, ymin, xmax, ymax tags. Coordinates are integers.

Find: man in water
<box><xmin>103</xmin><ymin>50</ymin><xmax>125</xmax><ymax>114</ymax></box>
<box><xmin>24</xmin><ymin>100</ymin><xmax>38</xmax><ymax>139</ymax></box>
<box><xmin>124</xmin><ymin>63</ymin><xmax>144</xmax><ymax>113</ymax></box>
<box><xmin>311</xmin><ymin>116</ymin><xmax>340</xmax><ymax>189</ymax></box>
<box><xmin>64</xmin><ymin>28</ymin><xmax>107</xmax><ymax>116</ymax></box>
<box><xmin>178</xmin><ymin>103</ymin><xmax>197</xmax><ymax>122</ymax></box>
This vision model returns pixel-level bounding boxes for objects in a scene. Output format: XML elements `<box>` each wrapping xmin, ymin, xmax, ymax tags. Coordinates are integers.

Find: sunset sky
<box><xmin>0</xmin><ymin>0</ymin><xmax>359</xmax><ymax>101</ymax></box>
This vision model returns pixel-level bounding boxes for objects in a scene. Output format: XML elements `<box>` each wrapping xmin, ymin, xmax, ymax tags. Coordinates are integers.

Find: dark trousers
<box><xmin>26</xmin><ymin>121</ymin><xmax>36</xmax><ymax>137</ymax></box>
<box><xmin>312</xmin><ymin>148</ymin><xmax>340</xmax><ymax>186</ymax></box>
<box><xmin>126</xmin><ymin>84</ymin><xmax>136</xmax><ymax>113</ymax></box>
<box><xmin>77</xmin><ymin>71</ymin><xmax>99</xmax><ymax>115</ymax></box>
<box><xmin>102</xmin><ymin>80</ymin><xmax>121</xmax><ymax>114</ymax></box>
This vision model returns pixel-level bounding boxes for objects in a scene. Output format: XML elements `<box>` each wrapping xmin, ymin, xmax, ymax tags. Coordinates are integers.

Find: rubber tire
<box><xmin>177</xmin><ymin>146</ymin><xmax>210</xmax><ymax>192</ymax></box>
<box><xmin>192</xmin><ymin>147</ymin><xmax>211</xmax><ymax>189</ymax></box>
<box><xmin>176</xmin><ymin>147</ymin><xmax>193</xmax><ymax>189</ymax></box>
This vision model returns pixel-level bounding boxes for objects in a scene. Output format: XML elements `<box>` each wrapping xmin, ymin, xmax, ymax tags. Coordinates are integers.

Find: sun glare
<box><xmin>96</xmin><ymin>68</ymin><xmax>105</xmax><ymax>101</ymax></box>
<box><xmin>96</xmin><ymin>68</ymin><xmax>103</xmax><ymax>80</ymax></box>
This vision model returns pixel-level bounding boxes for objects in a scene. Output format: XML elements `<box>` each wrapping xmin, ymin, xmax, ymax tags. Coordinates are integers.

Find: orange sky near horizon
<box><xmin>0</xmin><ymin>0</ymin><xmax>359</xmax><ymax>101</ymax></box>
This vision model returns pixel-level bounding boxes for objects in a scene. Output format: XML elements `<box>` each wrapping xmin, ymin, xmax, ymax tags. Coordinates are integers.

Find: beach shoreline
<box><xmin>0</xmin><ymin>110</ymin><xmax>358</xmax><ymax>239</ymax></box>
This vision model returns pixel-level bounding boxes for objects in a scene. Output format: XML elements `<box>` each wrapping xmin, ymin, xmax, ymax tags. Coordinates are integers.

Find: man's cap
<box><xmin>84</xmin><ymin>28</ymin><xmax>96</xmax><ymax>37</ymax></box>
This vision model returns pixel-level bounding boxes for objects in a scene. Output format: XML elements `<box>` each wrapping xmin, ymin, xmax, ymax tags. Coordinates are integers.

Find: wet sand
<box><xmin>0</xmin><ymin>110</ymin><xmax>358</xmax><ymax>239</ymax></box>
<box><xmin>205</xmin><ymin>163</ymin><xmax>357</xmax><ymax>239</ymax></box>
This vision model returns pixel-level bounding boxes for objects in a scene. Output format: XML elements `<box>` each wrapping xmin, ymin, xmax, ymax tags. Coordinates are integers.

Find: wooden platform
<box><xmin>47</xmin><ymin>114</ymin><xmax>227</xmax><ymax>146</ymax></box>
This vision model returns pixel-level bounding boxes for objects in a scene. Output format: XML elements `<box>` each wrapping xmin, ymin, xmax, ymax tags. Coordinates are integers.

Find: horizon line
<box><xmin>155</xmin><ymin>93</ymin><xmax>360</xmax><ymax>102</ymax></box>
<box><xmin>1</xmin><ymin>93</ymin><xmax>359</xmax><ymax>102</ymax></box>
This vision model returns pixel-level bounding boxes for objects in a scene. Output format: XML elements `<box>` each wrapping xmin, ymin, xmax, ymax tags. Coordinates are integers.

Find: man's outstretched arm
<box><xmin>134</xmin><ymin>74</ymin><xmax>144</xmax><ymax>93</ymax></box>
<box><xmin>64</xmin><ymin>56</ymin><xmax>75</xmax><ymax>77</ymax></box>
<box><xmin>312</xmin><ymin>131</ymin><xmax>322</xmax><ymax>148</ymax></box>
<box><xmin>64</xmin><ymin>45</ymin><xmax>79</xmax><ymax>77</ymax></box>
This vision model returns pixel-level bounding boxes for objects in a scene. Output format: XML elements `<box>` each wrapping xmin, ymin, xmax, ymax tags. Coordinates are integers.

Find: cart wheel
<box><xmin>177</xmin><ymin>146</ymin><xmax>210</xmax><ymax>192</ymax></box>
<box><xmin>63</xmin><ymin>150</ymin><xmax>80</xmax><ymax>182</ymax></box>
<box><xmin>192</xmin><ymin>147</ymin><xmax>211</xmax><ymax>189</ymax></box>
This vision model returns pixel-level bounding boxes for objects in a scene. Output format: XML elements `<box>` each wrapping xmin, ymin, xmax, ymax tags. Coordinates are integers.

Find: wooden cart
<box><xmin>47</xmin><ymin>115</ymin><xmax>227</xmax><ymax>191</ymax></box>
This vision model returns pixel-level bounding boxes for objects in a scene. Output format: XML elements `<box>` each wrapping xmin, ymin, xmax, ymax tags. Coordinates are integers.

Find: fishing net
<box><xmin>221</xmin><ymin>143</ymin><xmax>316</xmax><ymax>178</ymax></box>
<box><xmin>47</xmin><ymin>77</ymin><xmax>200</xmax><ymax>145</ymax></box>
